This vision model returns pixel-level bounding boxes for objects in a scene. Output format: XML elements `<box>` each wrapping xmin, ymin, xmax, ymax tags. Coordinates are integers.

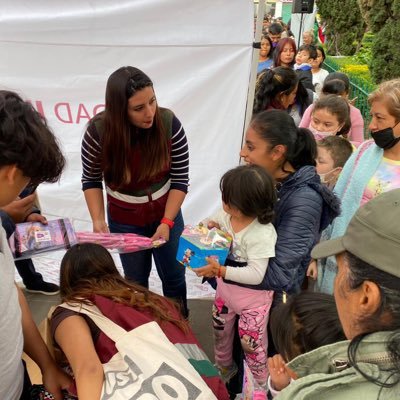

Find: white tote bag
<box><xmin>60</xmin><ymin>303</ymin><xmax>217</xmax><ymax>399</ymax></box>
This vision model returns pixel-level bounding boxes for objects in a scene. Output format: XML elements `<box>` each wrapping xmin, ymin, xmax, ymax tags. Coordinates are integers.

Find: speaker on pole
<box><xmin>292</xmin><ymin>0</ymin><xmax>314</xmax><ymax>14</ymax></box>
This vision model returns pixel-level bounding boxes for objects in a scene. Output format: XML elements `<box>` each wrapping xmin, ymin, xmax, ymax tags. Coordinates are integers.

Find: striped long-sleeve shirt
<box><xmin>81</xmin><ymin>109</ymin><xmax>189</xmax><ymax>195</ymax></box>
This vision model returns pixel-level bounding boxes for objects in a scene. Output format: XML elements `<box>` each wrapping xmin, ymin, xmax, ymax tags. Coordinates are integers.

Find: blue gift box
<box><xmin>177</xmin><ymin>225</ymin><xmax>232</xmax><ymax>269</ymax></box>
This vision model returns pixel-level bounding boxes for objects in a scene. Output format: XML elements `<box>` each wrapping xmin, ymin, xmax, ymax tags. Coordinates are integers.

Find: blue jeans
<box><xmin>108</xmin><ymin>210</ymin><xmax>188</xmax><ymax>317</ymax></box>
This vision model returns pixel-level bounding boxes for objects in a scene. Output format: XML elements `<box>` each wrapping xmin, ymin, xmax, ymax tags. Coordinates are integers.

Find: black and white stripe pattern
<box><xmin>170</xmin><ymin>115</ymin><xmax>189</xmax><ymax>193</ymax></box>
<box><xmin>81</xmin><ymin>112</ymin><xmax>189</xmax><ymax>193</ymax></box>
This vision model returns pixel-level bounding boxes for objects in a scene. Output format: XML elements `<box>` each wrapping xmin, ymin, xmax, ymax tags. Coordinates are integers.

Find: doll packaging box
<box><xmin>10</xmin><ymin>218</ymin><xmax>78</xmax><ymax>259</ymax></box>
<box><xmin>177</xmin><ymin>225</ymin><xmax>232</xmax><ymax>269</ymax></box>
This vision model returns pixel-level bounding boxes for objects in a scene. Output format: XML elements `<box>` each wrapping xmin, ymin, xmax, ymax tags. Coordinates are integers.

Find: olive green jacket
<box><xmin>277</xmin><ymin>332</ymin><xmax>399</xmax><ymax>399</ymax></box>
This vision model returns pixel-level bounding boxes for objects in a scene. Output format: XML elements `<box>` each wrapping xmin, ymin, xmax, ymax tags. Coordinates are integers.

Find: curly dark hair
<box><xmin>0</xmin><ymin>90</ymin><xmax>65</xmax><ymax>184</ymax></box>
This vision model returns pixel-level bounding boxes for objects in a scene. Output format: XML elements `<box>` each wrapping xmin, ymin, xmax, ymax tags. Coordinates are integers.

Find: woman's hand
<box><xmin>268</xmin><ymin>354</ymin><xmax>292</xmax><ymax>391</ymax></box>
<box><xmin>195</xmin><ymin>257</ymin><xmax>221</xmax><ymax>278</ymax></box>
<box><xmin>306</xmin><ymin>259</ymin><xmax>318</xmax><ymax>280</ymax></box>
<box><xmin>93</xmin><ymin>219</ymin><xmax>109</xmax><ymax>233</ymax></box>
<box><xmin>151</xmin><ymin>223</ymin><xmax>170</xmax><ymax>241</ymax></box>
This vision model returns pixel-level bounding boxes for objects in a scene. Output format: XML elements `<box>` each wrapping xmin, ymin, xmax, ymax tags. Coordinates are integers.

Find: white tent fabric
<box><xmin>1</xmin><ymin>0</ymin><xmax>254</xmax><ymax>297</ymax></box>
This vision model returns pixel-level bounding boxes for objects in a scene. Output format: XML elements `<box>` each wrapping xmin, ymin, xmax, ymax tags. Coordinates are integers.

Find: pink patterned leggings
<box><xmin>212</xmin><ymin>280</ymin><xmax>274</xmax><ymax>385</ymax></box>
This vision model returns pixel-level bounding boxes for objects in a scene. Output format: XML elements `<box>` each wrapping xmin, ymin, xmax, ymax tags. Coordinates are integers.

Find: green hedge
<box><xmin>323</xmin><ymin>56</ymin><xmax>375</xmax><ymax>131</ymax></box>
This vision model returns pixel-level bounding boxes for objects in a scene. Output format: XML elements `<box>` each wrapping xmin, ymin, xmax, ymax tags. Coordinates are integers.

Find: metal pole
<box><xmin>241</xmin><ymin>0</ymin><xmax>266</xmax><ymax>153</ymax></box>
<box><xmin>298</xmin><ymin>13</ymin><xmax>304</xmax><ymax>48</ymax></box>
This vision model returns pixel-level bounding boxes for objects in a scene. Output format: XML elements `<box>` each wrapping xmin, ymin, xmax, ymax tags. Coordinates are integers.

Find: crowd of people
<box><xmin>0</xmin><ymin>12</ymin><xmax>400</xmax><ymax>400</ymax></box>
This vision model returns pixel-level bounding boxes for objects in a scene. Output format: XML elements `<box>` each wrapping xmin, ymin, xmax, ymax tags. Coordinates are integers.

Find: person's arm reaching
<box><xmin>195</xmin><ymin>256</ymin><xmax>269</xmax><ymax>285</ymax></box>
<box><xmin>225</xmin><ymin>258</ymin><xmax>269</xmax><ymax>284</ymax></box>
<box><xmin>54</xmin><ymin>314</ymin><xmax>103</xmax><ymax>400</ymax></box>
<box><xmin>1</xmin><ymin>195</ymin><xmax>36</xmax><ymax>223</ymax></box>
<box><xmin>84</xmin><ymin>188</ymin><xmax>108</xmax><ymax>233</ymax></box>
<box><xmin>264</xmin><ymin>190</ymin><xmax>323</xmax><ymax>293</ymax></box>
<box><xmin>151</xmin><ymin>115</ymin><xmax>189</xmax><ymax>241</ymax></box>
<box><xmin>81</xmin><ymin>123</ymin><xmax>108</xmax><ymax>233</ymax></box>
<box><xmin>17</xmin><ymin>286</ymin><xmax>72</xmax><ymax>399</ymax></box>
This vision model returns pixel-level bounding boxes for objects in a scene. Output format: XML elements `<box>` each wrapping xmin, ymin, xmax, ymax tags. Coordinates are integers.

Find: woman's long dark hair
<box><xmin>60</xmin><ymin>243</ymin><xmax>188</xmax><ymax>332</ymax></box>
<box><xmin>345</xmin><ymin>251</ymin><xmax>400</xmax><ymax>391</ymax></box>
<box><xmin>253</xmin><ymin>67</ymin><xmax>298</xmax><ymax>114</ymax></box>
<box><xmin>250</xmin><ymin>110</ymin><xmax>317</xmax><ymax>172</ymax></box>
<box><xmin>273</xmin><ymin>37</ymin><xmax>296</xmax><ymax>68</ymax></box>
<box><xmin>99</xmin><ymin>66</ymin><xmax>169</xmax><ymax>188</ymax></box>
<box><xmin>260</xmin><ymin>34</ymin><xmax>274</xmax><ymax>59</ymax></box>
<box><xmin>294</xmin><ymin>80</ymin><xmax>313</xmax><ymax>118</ymax></box>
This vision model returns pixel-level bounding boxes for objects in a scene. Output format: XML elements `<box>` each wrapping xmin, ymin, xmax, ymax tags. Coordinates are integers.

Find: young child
<box><xmin>307</xmin><ymin>94</ymin><xmax>351</xmax><ymax>140</ymax></box>
<box><xmin>316</xmin><ymin>135</ymin><xmax>353</xmax><ymax>190</ymax></box>
<box><xmin>195</xmin><ymin>165</ymin><xmax>277</xmax><ymax>393</ymax></box>
<box><xmin>311</xmin><ymin>45</ymin><xmax>329</xmax><ymax>97</ymax></box>
<box><xmin>293</xmin><ymin>44</ymin><xmax>317</xmax><ymax>92</ymax></box>
<box><xmin>267</xmin><ymin>292</ymin><xmax>346</xmax><ymax>396</ymax></box>
<box><xmin>321</xmin><ymin>78</ymin><xmax>348</xmax><ymax>97</ymax></box>
<box><xmin>300</xmin><ymin>72</ymin><xmax>365</xmax><ymax>145</ymax></box>
<box><xmin>306</xmin><ymin>136</ymin><xmax>353</xmax><ymax>281</ymax></box>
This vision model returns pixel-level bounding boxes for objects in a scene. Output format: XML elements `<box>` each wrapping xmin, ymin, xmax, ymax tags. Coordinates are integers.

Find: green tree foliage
<box><xmin>358</xmin><ymin>0</ymin><xmax>400</xmax><ymax>82</ymax></box>
<box><xmin>317</xmin><ymin>0</ymin><xmax>366</xmax><ymax>56</ymax></box>
<box><xmin>370</xmin><ymin>20</ymin><xmax>400</xmax><ymax>83</ymax></box>
<box><xmin>358</xmin><ymin>0</ymin><xmax>392</xmax><ymax>32</ymax></box>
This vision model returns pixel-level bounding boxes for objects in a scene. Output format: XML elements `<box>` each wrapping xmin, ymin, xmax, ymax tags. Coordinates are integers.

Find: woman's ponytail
<box><xmin>288</xmin><ymin>127</ymin><xmax>317</xmax><ymax>170</ymax></box>
<box><xmin>254</xmin><ymin>69</ymin><xmax>276</xmax><ymax>114</ymax></box>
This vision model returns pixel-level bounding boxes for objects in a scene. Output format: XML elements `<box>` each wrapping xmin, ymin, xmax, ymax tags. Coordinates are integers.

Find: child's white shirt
<box><xmin>210</xmin><ymin>209</ymin><xmax>277</xmax><ymax>285</ymax></box>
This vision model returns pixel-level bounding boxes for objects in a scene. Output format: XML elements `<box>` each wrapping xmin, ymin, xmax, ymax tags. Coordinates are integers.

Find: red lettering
<box><xmin>93</xmin><ymin>104</ymin><xmax>105</xmax><ymax>116</ymax></box>
<box><xmin>76</xmin><ymin>103</ymin><xmax>91</xmax><ymax>124</ymax></box>
<box><xmin>26</xmin><ymin>100</ymin><xmax>46</xmax><ymax>118</ymax></box>
<box><xmin>34</xmin><ymin>101</ymin><xmax>45</xmax><ymax>117</ymax></box>
<box><xmin>54</xmin><ymin>103</ymin><xmax>73</xmax><ymax>123</ymax></box>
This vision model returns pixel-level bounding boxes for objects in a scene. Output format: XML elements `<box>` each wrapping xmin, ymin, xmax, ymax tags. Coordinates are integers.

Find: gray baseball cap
<box><xmin>311</xmin><ymin>189</ymin><xmax>400</xmax><ymax>278</ymax></box>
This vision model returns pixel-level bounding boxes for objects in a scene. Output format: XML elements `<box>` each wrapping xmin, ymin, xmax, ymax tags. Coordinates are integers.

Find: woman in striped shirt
<box><xmin>81</xmin><ymin>66</ymin><xmax>189</xmax><ymax>316</ymax></box>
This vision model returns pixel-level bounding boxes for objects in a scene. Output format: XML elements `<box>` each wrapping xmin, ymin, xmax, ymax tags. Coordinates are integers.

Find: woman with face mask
<box><xmin>317</xmin><ymin>78</ymin><xmax>400</xmax><ymax>294</ymax></box>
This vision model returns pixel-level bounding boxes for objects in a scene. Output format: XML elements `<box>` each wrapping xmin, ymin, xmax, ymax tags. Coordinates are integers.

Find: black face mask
<box><xmin>371</xmin><ymin>123</ymin><xmax>400</xmax><ymax>149</ymax></box>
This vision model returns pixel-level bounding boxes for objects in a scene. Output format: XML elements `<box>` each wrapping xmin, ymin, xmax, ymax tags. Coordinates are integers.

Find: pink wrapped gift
<box><xmin>76</xmin><ymin>232</ymin><xmax>165</xmax><ymax>253</ymax></box>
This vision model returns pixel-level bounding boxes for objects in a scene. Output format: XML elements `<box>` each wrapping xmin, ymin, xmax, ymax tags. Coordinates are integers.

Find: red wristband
<box><xmin>161</xmin><ymin>217</ymin><xmax>175</xmax><ymax>229</ymax></box>
<box><xmin>217</xmin><ymin>266</ymin><xmax>222</xmax><ymax>278</ymax></box>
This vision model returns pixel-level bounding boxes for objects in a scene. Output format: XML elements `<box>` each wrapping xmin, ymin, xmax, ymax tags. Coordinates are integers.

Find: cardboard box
<box><xmin>177</xmin><ymin>225</ymin><xmax>232</xmax><ymax>268</ymax></box>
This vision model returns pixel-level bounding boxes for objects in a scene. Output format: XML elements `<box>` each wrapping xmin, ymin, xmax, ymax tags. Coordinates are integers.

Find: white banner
<box><xmin>1</xmin><ymin>0</ymin><xmax>254</xmax><ymax>297</ymax></box>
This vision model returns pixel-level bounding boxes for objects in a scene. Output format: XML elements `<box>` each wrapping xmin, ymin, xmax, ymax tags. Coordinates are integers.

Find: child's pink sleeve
<box><xmin>348</xmin><ymin>106</ymin><xmax>365</xmax><ymax>145</ymax></box>
<box><xmin>299</xmin><ymin>104</ymin><xmax>313</xmax><ymax>128</ymax></box>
